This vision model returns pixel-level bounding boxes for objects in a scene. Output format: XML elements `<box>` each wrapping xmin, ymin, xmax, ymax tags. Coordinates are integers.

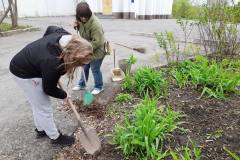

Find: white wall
<box><xmin>112</xmin><ymin>0</ymin><xmax>123</xmax><ymax>13</ymax></box>
<box><xmin>135</xmin><ymin>0</ymin><xmax>173</xmax><ymax>17</ymax></box>
<box><xmin>0</xmin><ymin>0</ymin><xmax>100</xmax><ymax>17</ymax></box>
<box><xmin>0</xmin><ymin>0</ymin><xmax>77</xmax><ymax>17</ymax></box>
<box><xmin>84</xmin><ymin>0</ymin><xmax>102</xmax><ymax>13</ymax></box>
<box><xmin>0</xmin><ymin>0</ymin><xmax>174</xmax><ymax>18</ymax></box>
<box><xmin>18</xmin><ymin>0</ymin><xmax>76</xmax><ymax>17</ymax></box>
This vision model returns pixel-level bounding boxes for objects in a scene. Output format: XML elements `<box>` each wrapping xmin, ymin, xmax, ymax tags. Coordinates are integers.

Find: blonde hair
<box><xmin>60</xmin><ymin>35</ymin><xmax>93</xmax><ymax>83</ymax></box>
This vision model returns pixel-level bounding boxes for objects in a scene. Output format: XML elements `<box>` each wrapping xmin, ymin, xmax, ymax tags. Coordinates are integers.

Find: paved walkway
<box><xmin>0</xmin><ymin>16</ymin><xmax>184</xmax><ymax>160</ymax></box>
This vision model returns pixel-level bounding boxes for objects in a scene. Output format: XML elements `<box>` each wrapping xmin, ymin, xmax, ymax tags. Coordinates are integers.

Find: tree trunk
<box><xmin>0</xmin><ymin>4</ymin><xmax>10</xmax><ymax>24</ymax></box>
<box><xmin>8</xmin><ymin>0</ymin><xmax>18</xmax><ymax>28</ymax></box>
<box><xmin>13</xmin><ymin>0</ymin><xmax>18</xmax><ymax>27</ymax></box>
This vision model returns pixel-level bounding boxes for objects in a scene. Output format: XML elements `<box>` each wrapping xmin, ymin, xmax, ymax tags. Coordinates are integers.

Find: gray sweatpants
<box><xmin>13</xmin><ymin>75</ymin><xmax>59</xmax><ymax>140</ymax></box>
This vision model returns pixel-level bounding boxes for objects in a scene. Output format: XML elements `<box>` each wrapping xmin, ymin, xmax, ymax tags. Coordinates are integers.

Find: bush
<box><xmin>154</xmin><ymin>31</ymin><xmax>178</xmax><ymax>64</ymax></box>
<box><xmin>195</xmin><ymin>3</ymin><xmax>240</xmax><ymax>56</ymax></box>
<box><xmin>112</xmin><ymin>96</ymin><xmax>184</xmax><ymax>159</ymax></box>
<box><xmin>172</xmin><ymin>0</ymin><xmax>198</xmax><ymax>19</ymax></box>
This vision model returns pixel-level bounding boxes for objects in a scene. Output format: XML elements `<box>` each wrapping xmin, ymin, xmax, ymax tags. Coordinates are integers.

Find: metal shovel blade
<box><xmin>79</xmin><ymin>128</ymin><xmax>101</xmax><ymax>155</ymax></box>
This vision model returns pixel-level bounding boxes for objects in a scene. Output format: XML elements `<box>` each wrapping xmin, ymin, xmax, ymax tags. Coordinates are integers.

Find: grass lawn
<box><xmin>0</xmin><ymin>22</ymin><xmax>30</xmax><ymax>32</ymax></box>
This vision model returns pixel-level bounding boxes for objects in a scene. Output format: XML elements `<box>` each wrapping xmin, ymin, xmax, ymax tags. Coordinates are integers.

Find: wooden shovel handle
<box><xmin>58</xmin><ymin>82</ymin><xmax>88</xmax><ymax>135</ymax></box>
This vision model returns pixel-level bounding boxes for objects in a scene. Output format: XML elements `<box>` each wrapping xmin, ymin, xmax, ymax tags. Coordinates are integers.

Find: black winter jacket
<box><xmin>10</xmin><ymin>26</ymin><xmax>70</xmax><ymax>99</ymax></box>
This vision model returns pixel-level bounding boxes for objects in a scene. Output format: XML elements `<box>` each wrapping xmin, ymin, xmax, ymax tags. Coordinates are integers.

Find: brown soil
<box><xmin>167</xmin><ymin>87</ymin><xmax>240</xmax><ymax>160</ymax></box>
<box><xmin>54</xmin><ymin>86</ymin><xmax>240</xmax><ymax>160</ymax></box>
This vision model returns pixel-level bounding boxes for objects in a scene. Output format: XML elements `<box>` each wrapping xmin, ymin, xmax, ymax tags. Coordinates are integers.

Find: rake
<box><xmin>114</xmin><ymin>43</ymin><xmax>146</xmax><ymax>54</ymax></box>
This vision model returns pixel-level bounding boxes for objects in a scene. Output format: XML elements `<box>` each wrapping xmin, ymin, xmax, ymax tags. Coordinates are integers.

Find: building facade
<box><xmin>0</xmin><ymin>0</ymin><xmax>173</xmax><ymax>19</ymax></box>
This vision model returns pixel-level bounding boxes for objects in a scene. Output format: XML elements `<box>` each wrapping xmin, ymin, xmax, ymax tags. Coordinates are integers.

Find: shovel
<box><xmin>58</xmin><ymin>82</ymin><xmax>101</xmax><ymax>155</ymax></box>
<box><xmin>111</xmin><ymin>49</ymin><xmax>125</xmax><ymax>82</ymax></box>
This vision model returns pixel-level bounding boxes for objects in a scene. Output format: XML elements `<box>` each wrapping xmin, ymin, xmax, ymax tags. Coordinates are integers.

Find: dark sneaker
<box><xmin>35</xmin><ymin>128</ymin><xmax>47</xmax><ymax>138</ymax></box>
<box><xmin>51</xmin><ymin>133</ymin><xmax>75</xmax><ymax>146</ymax></box>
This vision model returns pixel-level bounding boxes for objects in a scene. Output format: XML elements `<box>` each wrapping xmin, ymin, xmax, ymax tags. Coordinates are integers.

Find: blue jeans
<box><xmin>78</xmin><ymin>58</ymin><xmax>104</xmax><ymax>89</ymax></box>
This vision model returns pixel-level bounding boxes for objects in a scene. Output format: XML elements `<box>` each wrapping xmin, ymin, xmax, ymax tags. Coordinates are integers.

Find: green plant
<box><xmin>221</xmin><ymin>59</ymin><xmax>240</xmax><ymax>73</ymax></box>
<box><xmin>127</xmin><ymin>54</ymin><xmax>137</xmax><ymax>65</ymax></box>
<box><xmin>172</xmin><ymin>56</ymin><xmax>240</xmax><ymax>98</ymax></box>
<box><xmin>223</xmin><ymin>147</ymin><xmax>240</xmax><ymax>160</ymax></box>
<box><xmin>206</xmin><ymin>129</ymin><xmax>224</xmax><ymax>140</ymax></box>
<box><xmin>124</xmin><ymin>54</ymin><xmax>137</xmax><ymax>74</ymax></box>
<box><xmin>115</xmin><ymin>93</ymin><xmax>132</xmax><ymax>103</ymax></box>
<box><xmin>112</xmin><ymin>96</ymin><xmax>184</xmax><ymax>159</ymax></box>
<box><xmin>170</xmin><ymin>139</ymin><xmax>202</xmax><ymax>160</ymax></box>
<box><xmin>134</xmin><ymin>66</ymin><xmax>168</xmax><ymax>97</ymax></box>
<box><xmin>122</xmin><ymin>73</ymin><xmax>134</xmax><ymax>91</ymax></box>
<box><xmin>154</xmin><ymin>31</ymin><xmax>179</xmax><ymax>64</ymax></box>
<box><xmin>106</xmin><ymin>104</ymin><xmax>121</xmax><ymax>117</ymax></box>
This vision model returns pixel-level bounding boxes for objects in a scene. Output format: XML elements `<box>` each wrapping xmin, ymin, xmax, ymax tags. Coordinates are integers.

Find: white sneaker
<box><xmin>72</xmin><ymin>85</ymin><xmax>86</xmax><ymax>91</ymax></box>
<box><xmin>91</xmin><ymin>88</ymin><xmax>104</xmax><ymax>95</ymax></box>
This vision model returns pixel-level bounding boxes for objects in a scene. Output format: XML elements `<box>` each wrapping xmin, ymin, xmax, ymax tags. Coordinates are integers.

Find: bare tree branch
<box><xmin>231</xmin><ymin>0</ymin><xmax>236</xmax><ymax>7</ymax></box>
<box><xmin>1</xmin><ymin>0</ymin><xmax>6</xmax><ymax>12</ymax></box>
<box><xmin>0</xmin><ymin>0</ymin><xmax>18</xmax><ymax>27</ymax></box>
<box><xmin>0</xmin><ymin>4</ymin><xmax>10</xmax><ymax>24</ymax></box>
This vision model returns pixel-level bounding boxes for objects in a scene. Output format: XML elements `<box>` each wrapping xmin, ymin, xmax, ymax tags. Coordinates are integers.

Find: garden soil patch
<box><xmin>167</xmin><ymin>87</ymin><xmax>240</xmax><ymax>160</ymax></box>
<box><xmin>54</xmin><ymin>86</ymin><xmax>239</xmax><ymax>160</ymax></box>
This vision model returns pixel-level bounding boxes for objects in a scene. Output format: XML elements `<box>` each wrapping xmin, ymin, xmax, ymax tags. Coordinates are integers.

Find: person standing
<box><xmin>72</xmin><ymin>2</ymin><xmax>106</xmax><ymax>95</ymax></box>
<box><xmin>9</xmin><ymin>26</ymin><xmax>93</xmax><ymax>145</ymax></box>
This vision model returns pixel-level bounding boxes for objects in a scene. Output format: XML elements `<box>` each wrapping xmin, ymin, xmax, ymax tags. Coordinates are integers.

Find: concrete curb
<box><xmin>0</xmin><ymin>27</ymin><xmax>40</xmax><ymax>37</ymax></box>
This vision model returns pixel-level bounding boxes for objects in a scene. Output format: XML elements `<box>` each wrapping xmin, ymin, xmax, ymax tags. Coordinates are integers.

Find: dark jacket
<box><xmin>10</xmin><ymin>26</ymin><xmax>69</xmax><ymax>99</ymax></box>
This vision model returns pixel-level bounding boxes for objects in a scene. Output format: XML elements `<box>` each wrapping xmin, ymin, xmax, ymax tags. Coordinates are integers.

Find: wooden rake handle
<box><xmin>114</xmin><ymin>42</ymin><xmax>133</xmax><ymax>50</ymax></box>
